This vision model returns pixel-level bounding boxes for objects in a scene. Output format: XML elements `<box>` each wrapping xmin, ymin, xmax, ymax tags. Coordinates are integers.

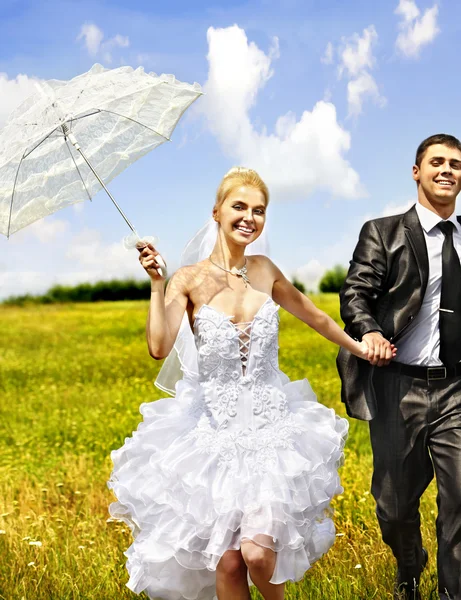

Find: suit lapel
<box><xmin>404</xmin><ymin>205</ymin><xmax>429</xmax><ymax>293</ymax></box>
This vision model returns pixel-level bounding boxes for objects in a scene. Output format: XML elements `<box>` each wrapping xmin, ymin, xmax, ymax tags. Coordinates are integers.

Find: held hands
<box><xmin>356</xmin><ymin>340</ymin><xmax>371</xmax><ymax>361</ymax></box>
<box><xmin>361</xmin><ymin>331</ymin><xmax>397</xmax><ymax>366</ymax></box>
<box><xmin>136</xmin><ymin>242</ymin><xmax>167</xmax><ymax>283</ymax></box>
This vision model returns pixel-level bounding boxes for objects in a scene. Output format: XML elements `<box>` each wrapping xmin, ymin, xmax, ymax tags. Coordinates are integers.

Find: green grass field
<box><xmin>0</xmin><ymin>297</ymin><xmax>440</xmax><ymax>599</ymax></box>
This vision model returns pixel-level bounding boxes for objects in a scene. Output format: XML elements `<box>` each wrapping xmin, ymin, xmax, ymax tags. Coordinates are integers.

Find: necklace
<box><xmin>209</xmin><ymin>256</ymin><xmax>250</xmax><ymax>287</ymax></box>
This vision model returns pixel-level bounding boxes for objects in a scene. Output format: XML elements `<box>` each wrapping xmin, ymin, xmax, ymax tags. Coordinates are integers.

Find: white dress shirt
<box><xmin>397</xmin><ymin>202</ymin><xmax>461</xmax><ymax>366</ymax></box>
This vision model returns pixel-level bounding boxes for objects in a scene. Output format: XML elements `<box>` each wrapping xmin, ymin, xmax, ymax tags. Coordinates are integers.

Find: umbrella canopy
<box><xmin>0</xmin><ymin>63</ymin><xmax>202</xmax><ymax>237</ymax></box>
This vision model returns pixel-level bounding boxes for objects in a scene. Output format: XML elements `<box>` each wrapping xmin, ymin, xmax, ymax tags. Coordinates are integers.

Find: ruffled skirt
<box><xmin>108</xmin><ymin>377</ymin><xmax>348</xmax><ymax>600</ymax></box>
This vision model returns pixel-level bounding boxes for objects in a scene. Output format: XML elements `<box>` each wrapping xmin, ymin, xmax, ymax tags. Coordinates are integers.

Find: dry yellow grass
<box><xmin>0</xmin><ymin>297</ymin><xmax>439</xmax><ymax>599</ymax></box>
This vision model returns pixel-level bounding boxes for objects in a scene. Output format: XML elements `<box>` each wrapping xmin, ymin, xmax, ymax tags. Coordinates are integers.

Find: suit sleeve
<box><xmin>340</xmin><ymin>220</ymin><xmax>387</xmax><ymax>340</ymax></box>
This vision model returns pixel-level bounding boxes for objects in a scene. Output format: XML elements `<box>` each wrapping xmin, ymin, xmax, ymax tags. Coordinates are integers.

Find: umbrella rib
<box><xmin>19</xmin><ymin>105</ymin><xmax>171</xmax><ymax>165</ymax></box>
<box><xmin>66</xmin><ymin>108</ymin><xmax>171</xmax><ymax>141</ymax></box>
<box><xmin>64</xmin><ymin>138</ymin><xmax>92</xmax><ymax>201</ymax></box>
<box><xmin>68</xmin><ymin>109</ymin><xmax>102</xmax><ymax>123</ymax></box>
<box><xmin>7</xmin><ymin>152</ymin><xmax>26</xmax><ymax>238</ymax></box>
<box><xmin>22</xmin><ymin>127</ymin><xmax>60</xmax><ymax>160</ymax></box>
<box><xmin>97</xmin><ymin>109</ymin><xmax>171</xmax><ymax>142</ymax></box>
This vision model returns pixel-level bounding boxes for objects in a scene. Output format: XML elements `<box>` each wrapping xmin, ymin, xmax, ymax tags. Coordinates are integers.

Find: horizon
<box><xmin>0</xmin><ymin>0</ymin><xmax>455</xmax><ymax>300</ymax></box>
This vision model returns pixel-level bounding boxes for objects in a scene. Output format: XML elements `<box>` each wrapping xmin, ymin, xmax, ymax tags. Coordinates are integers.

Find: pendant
<box><xmin>236</xmin><ymin>265</ymin><xmax>250</xmax><ymax>287</ymax></box>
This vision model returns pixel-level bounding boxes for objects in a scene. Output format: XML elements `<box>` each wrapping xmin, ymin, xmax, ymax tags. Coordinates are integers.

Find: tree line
<box><xmin>2</xmin><ymin>279</ymin><xmax>153</xmax><ymax>306</ymax></box>
<box><xmin>2</xmin><ymin>266</ymin><xmax>348</xmax><ymax>305</ymax></box>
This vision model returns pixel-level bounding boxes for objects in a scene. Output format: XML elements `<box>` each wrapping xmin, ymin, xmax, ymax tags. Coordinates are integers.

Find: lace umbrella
<box><xmin>0</xmin><ymin>63</ymin><xmax>202</xmax><ymax>268</ymax></box>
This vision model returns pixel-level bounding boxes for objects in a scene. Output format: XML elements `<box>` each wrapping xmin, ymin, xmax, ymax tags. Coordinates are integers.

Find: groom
<box><xmin>337</xmin><ymin>133</ymin><xmax>461</xmax><ymax>600</ymax></box>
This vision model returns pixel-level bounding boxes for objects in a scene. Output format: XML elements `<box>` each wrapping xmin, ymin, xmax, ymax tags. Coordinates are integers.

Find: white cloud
<box><xmin>199</xmin><ymin>25</ymin><xmax>364</xmax><ymax>201</ymax></box>
<box><xmin>0</xmin><ymin>72</ymin><xmax>42</xmax><ymax>128</ymax></box>
<box><xmin>112</xmin><ymin>34</ymin><xmax>130</xmax><ymax>49</ymax></box>
<box><xmin>321</xmin><ymin>42</ymin><xmax>334</xmax><ymax>65</ymax></box>
<box><xmin>347</xmin><ymin>71</ymin><xmax>386</xmax><ymax>117</ymax></box>
<box><xmin>338</xmin><ymin>26</ymin><xmax>386</xmax><ymax>117</ymax></box>
<box><xmin>10</xmin><ymin>218</ymin><xmax>70</xmax><ymax>244</ymax></box>
<box><xmin>0</xmin><ymin>224</ymin><xmax>144</xmax><ymax>300</ymax></box>
<box><xmin>65</xmin><ymin>228</ymin><xmax>135</xmax><ymax>275</ymax></box>
<box><xmin>102</xmin><ymin>34</ymin><xmax>130</xmax><ymax>64</ymax></box>
<box><xmin>339</xmin><ymin>26</ymin><xmax>377</xmax><ymax>78</ymax></box>
<box><xmin>77</xmin><ymin>22</ymin><xmax>130</xmax><ymax>64</ymax></box>
<box><xmin>395</xmin><ymin>0</ymin><xmax>440</xmax><ymax>58</ymax></box>
<box><xmin>0</xmin><ymin>271</ymin><xmax>52</xmax><ymax>299</ymax></box>
<box><xmin>77</xmin><ymin>23</ymin><xmax>104</xmax><ymax>56</ymax></box>
<box><xmin>293</xmin><ymin>259</ymin><xmax>325</xmax><ymax>291</ymax></box>
<box><xmin>396</xmin><ymin>0</ymin><xmax>421</xmax><ymax>22</ymax></box>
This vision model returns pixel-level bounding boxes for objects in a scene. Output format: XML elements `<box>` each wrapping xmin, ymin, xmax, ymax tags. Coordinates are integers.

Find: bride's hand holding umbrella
<box><xmin>137</xmin><ymin>242</ymin><xmax>167</xmax><ymax>280</ymax></box>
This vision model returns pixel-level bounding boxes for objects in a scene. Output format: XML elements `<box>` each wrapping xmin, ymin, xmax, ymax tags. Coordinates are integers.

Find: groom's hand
<box><xmin>362</xmin><ymin>332</ymin><xmax>396</xmax><ymax>367</ymax></box>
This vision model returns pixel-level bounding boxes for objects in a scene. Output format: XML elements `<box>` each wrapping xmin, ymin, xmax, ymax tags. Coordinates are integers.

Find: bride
<box><xmin>108</xmin><ymin>167</ymin><xmax>380</xmax><ymax>600</ymax></box>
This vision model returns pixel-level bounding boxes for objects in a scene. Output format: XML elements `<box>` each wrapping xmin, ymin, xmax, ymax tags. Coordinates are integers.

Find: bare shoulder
<box><xmin>168</xmin><ymin>261</ymin><xmax>209</xmax><ymax>294</ymax></box>
<box><xmin>248</xmin><ymin>255</ymin><xmax>283</xmax><ymax>277</ymax></box>
<box><xmin>248</xmin><ymin>254</ymin><xmax>276</xmax><ymax>271</ymax></box>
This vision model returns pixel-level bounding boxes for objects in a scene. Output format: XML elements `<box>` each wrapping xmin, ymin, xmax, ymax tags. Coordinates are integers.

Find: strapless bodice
<box><xmin>192</xmin><ymin>297</ymin><xmax>291</xmax><ymax>433</ymax></box>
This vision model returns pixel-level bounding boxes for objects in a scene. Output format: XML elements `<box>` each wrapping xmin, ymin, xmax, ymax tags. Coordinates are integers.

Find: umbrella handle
<box><xmin>124</xmin><ymin>231</ymin><xmax>166</xmax><ymax>278</ymax></box>
<box><xmin>156</xmin><ymin>255</ymin><xmax>167</xmax><ymax>278</ymax></box>
<box><xmin>136</xmin><ymin>244</ymin><xmax>167</xmax><ymax>279</ymax></box>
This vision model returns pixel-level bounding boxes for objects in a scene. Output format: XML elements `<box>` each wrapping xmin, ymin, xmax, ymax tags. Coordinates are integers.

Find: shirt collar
<box><xmin>415</xmin><ymin>202</ymin><xmax>461</xmax><ymax>234</ymax></box>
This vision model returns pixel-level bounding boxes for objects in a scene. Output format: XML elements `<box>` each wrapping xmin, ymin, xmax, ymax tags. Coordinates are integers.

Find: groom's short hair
<box><xmin>416</xmin><ymin>133</ymin><xmax>461</xmax><ymax>167</ymax></box>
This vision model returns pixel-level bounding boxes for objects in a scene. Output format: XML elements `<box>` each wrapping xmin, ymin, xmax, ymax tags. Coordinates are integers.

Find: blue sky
<box><xmin>0</xmin><ymin>0</ymin><xmax>458</xmax><ymax>299</ymax></box>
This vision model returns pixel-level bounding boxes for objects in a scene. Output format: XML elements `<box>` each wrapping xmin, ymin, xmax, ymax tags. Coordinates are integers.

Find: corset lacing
<box><xmin>235</xmin><ymin>322</ymin><xmax>252</xmax><ymax>373</ymax></box>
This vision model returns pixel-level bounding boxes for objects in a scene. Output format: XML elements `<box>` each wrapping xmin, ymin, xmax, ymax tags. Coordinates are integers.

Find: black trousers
<box><xmin>370</xmin><ymin>367</ymin><xmax>461</xmax><ymax>600</ymax></box>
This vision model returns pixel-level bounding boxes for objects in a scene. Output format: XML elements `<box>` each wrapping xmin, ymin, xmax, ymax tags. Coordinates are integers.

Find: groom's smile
<box><xmin>413</xmin><ymin>142</ymin><xmax>461</xmax><ymax>210</ymax></box>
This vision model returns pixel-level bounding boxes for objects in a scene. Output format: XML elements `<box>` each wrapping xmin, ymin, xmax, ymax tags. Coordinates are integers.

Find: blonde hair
<box><xmin>214</xmin><ymin>167</ymin><xmax>269</xmax><ymax>210</ymax></box>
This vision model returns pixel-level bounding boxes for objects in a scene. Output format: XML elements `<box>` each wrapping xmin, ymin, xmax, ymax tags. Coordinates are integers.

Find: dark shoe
<box><xmin>393</xmin><ymin>548</ymin><xmax>428</xmax><ymax>600</ymax></box>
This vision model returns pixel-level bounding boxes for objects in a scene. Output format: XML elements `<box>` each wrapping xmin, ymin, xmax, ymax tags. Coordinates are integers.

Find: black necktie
<box><xmin>438</xmin><ymin>221</ymin><xmax>461</xmax><ymax>367</ymax></box>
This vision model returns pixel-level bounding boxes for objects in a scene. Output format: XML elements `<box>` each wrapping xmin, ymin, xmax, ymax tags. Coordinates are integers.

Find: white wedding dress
<box><xmin>108</xmin><ymin>297</ymin><xmax>348</xmax><ymax>600</ymax></box>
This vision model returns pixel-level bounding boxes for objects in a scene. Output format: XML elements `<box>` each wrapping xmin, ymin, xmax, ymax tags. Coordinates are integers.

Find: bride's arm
<box><xmin>138</xmin><ymin>244</ymin><xmax>190</xmax><ymax>360</ymax></box>
<box><xmin>147</xmin><ymin>272</ymin><xmax>190</xmax><ymax>359</ymax></box>
<box><xmin>268</xmin><ymin>259</ymin><xmax>379</xmax><ymax>361</ymax></box>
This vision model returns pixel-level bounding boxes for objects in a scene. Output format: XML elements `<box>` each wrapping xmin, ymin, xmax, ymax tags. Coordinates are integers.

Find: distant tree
<box><xmin>2</xmin><ymin>278</ymin><xmax>159</xmax><ymax>305</ymax></box>
<box><xmin>319</xmin><ymin>265</ymin><xmax>348</xmax><ymax>293</ymax></box>
<box><xmin>292</xmin><ymin>278</ymin><xmax>306</xmax><ymax>294</ymax></box>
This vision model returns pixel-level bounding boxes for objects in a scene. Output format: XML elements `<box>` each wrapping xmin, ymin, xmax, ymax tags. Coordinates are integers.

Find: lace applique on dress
<box><xmin>187</xmin><ymin>298</ymin><xmax>305</xmax><ymax>474</ymax></box>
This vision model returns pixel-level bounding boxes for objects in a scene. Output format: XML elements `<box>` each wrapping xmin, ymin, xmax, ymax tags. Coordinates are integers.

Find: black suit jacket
<box><xmin>337</xmin><ymin>204</ymin><xmax>437</xmax><ymax>420</ymax></box>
